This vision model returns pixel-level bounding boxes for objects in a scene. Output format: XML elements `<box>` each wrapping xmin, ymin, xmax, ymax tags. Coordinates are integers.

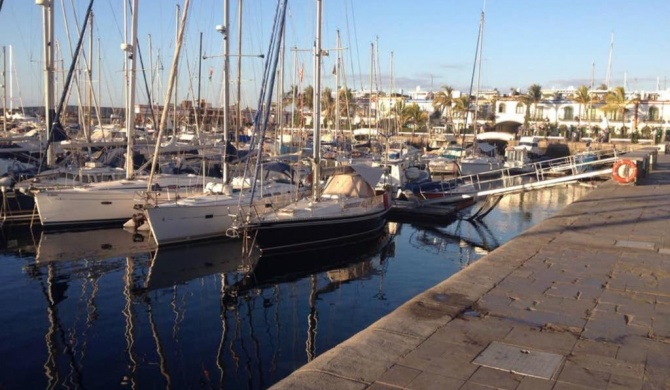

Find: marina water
<box><xmin>0</xmin><ymin>184</ymin><xmax>591</xmax><ymax>389</ymax></box>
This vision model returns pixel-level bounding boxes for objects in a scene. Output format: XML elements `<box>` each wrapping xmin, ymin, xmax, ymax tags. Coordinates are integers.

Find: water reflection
<box><xmin>0</xmin><ymin>184</ymin><xmax>592</xmax><ymax>388</ymax></box>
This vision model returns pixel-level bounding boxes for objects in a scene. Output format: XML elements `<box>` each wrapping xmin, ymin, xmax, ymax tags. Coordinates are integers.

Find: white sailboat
<box><xmin>140</xmin><ymin>0</ymin><xmax>307</xmax><ymax>246</ymax></box>
<box><xmin>236</xmin><ymin>0</ymin><xmax>391</xmax><ymax>256</ymax></box>
<box><xmin>33</xmin><ymin>0</ymin><xmax>220</xmax><ymax>228</ymax></box>
<box><xmin>142</xmin><ymin>162</ymin><xmax>306</xmax><ymax>245</ymax></box>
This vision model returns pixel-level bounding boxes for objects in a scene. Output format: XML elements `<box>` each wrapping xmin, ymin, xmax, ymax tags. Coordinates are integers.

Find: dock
<box><xmin>273</xmin><ymin>152</ymin><xmax>670</xmax><ymax>389</ymax></box>
<box><xmin>388</xmin><ymin>199</ymin><xmax>474</xmax><ymax>224</ymax></box>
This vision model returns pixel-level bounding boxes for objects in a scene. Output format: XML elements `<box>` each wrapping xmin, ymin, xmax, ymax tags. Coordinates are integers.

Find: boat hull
<box><xmin>250</xmin><ymin>208</ymin><xmax>389</xmax><ymax>256</ymax></box>
<box><xmin>35</xmin><ymin>190</ymin><xmax>147</xmax><ymax>227</ymax></box>
<box><xmin>146</xmin><ymin>202</ymin><xmax>240</xmax><ymax>245</ymax></box>
<box><xmin>458</xmin><ymin>160</ymin><xmax>504</xmax><ymax>176</ymax></box>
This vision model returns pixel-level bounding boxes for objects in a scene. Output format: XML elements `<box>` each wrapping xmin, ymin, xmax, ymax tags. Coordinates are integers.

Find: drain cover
<box><xmin>615</xmin><ymin>240</ymin><xmax>656</xmax><ymax>250</ymax></box>
<box><xmin>472</xmin><ymin>342</ymin><xmax>564</xmax><ymax>379</ymax></box>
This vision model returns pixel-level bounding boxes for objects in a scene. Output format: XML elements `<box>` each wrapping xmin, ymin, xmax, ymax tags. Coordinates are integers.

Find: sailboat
<box><xmin>32</xmin><ymin>0</ymin><xmax>221</xmax><ymax>228</ymax></box>
<box><xmin>236</xmin><ymin>0</ymin><xmax>391</xmax><ymax>256</ymax></box>
<box><xmin>457</xmin><ymin>7</ymin><xmax>505</xmax><ymax>177</ymax></box>
<box><xmin>140</xmin><ymin>0</ymin><xmax>308</xmax><ymax>246</ymax></box>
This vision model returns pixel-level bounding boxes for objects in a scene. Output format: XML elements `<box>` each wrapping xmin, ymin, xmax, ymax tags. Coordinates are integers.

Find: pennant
<box><xmin>298</xmin><ymin>63</ymin><xmax>304</xmax><ymax>82</ymax></box>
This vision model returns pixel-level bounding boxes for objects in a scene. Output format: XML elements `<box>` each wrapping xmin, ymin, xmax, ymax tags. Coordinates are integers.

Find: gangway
<box><xmin>418</xmin><ymin>149</ymin><xmax>621</xmax><ymax>206</ymax></box>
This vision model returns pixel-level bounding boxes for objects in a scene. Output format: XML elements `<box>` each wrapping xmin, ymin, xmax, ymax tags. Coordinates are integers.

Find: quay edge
<box><xmin>272</xmin><ymin>151</ymin><xmax>670</xmax><ymax>390</ymax></box>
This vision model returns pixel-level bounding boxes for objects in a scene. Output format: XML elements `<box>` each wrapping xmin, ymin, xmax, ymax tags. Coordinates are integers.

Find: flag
<box><xmin>332</xmin><ymin>64</ymin><xmax>337</xmax><ymax>75</ymax></box>
<box><xmin>209</xmin><ymin>67</ymin><xmax>214</xmax><ymax>81</ymax></box>
<box><xmin>298</xmin><ymin>63</ymin><xmax>304</xmax><ymax>82</ymax></box>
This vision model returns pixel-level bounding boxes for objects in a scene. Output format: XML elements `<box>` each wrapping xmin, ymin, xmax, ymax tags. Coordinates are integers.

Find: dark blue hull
<box><xmin>250</xmin><ymin>209</ymin><xmax>389</xmax><ymax>256</ymax></box>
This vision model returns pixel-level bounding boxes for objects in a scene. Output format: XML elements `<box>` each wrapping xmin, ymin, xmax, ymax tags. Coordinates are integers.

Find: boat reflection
<box><xmin>139</xmin><ymin>239</ymin><xmax>258</xmax><ymax>293</ymax></box>
<box><xmin>233</xmin><ymin>225</ymin><xmax>396</xmax><ymax>292</ymax></box>
<box><xmin>229</xmin><ymin>225</ymin><xmax>397</xmax><ymax>364</ymax></box>
<box><xmin>13</xmin><ymin>225</ymin><xmax>397</xmax><ymax>389</ymax></box>
<box><xmin>35</xmin><ymin>228</ymin><xmax>155</xmax><ymax>263</ymax></box>
<box><xmin>408</xmin><ymin>218</ymin><xmax>501</xmax><ymax>267</ymax></box>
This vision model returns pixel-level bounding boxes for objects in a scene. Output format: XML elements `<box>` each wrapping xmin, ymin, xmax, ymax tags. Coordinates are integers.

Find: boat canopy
<box><xmin>322</xmin><ymin>171</ymin><xmax>377</xmax><ymax>198</ymax></box>
<box><xmin>350</xmin><ymin>164</ymin><xmax>384</xmax><ymax>189</ymax></box>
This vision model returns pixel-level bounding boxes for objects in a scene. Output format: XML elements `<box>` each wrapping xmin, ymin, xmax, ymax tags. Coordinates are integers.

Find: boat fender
<box><xmin>612</xmin><ymin>159</ymin><xmax>637</xmax><ymax>185</ymax></box>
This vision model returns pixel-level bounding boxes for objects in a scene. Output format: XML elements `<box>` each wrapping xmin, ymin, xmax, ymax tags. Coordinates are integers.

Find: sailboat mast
<box><xmin>125</xmin><ymin>0</ymin><xmax>139</xmax><ymax>179</ymax></box>
<box><xmin>335</xmin><ymin>30</ymin><xmax>341</xmax><ymax>141</ymax></box>
<box><xmin>8</xmin><ymin>45</ymin><xmax>12</xmax><ymax>113</ymax></box>
<box><xmin>235</xmin><ymin>0</ymin><xmax>243</xmax><ymax>149</ymax></box>
<box><xmin>88</xmin><ymin>11</ymin><xmax>94</xmax><ymax>135</ymax></box>
<box><xmin>312</xmin><ymin>0</ymin><xmax>322</xmax><ymax>201</ymax></box>
<box><xmin>39</xmin><ymin>0</ymin><xmax>56</xmax><ymax>165</ymax></box>
<box><xmin>368</xmin><ymin>42</ymin><xmax>373</xmax><ymax>132</ymax></box>
<box><xmin>605</xmin><ymin>32</ymin><xmax>613</xmax><ymax>90</ymax></box>
<box><xmin>2</xmin><ymin>46</ymin><xmax>6</xmax><ymax>133</ymax></box>
<box><xmin>472</xmin><ymin>9</ymin><xmax>485</xmax><ymax>133</ymax></box>
<box><xmin>173</xmin><ymin>5</ymin><xmax>180</xmax><ymax>135</ymax></box>
<box><xmin>222</xmin><ymin>0</ymin><xmax>230</xmax><ymax>183</ymax></box>
<box><xmin>148</xmin><ymin>0</ymin><xmax>191</xmax><ymax>190</ymax></box>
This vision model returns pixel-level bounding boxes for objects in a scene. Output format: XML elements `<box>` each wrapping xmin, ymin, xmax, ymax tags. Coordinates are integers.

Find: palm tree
<box><xmin>432</xmin><ymin>85</ymin><xmax>454</xmax><ymax>124</ymax></box>
<box><xmin>401</xmin><ymin>103</ymin><xmax>425</xmax><ymax>137</ymax></box>
<box><xmin>527</xmin><ymin>84</ymin><xmax>543</xmax><ymax>126</ymax></box>
<box><xmin>301</xmin><ymin>85</ymin><xmax>314</xmax><ymax>110</ymax></box>
<box><xmin>573</xmin><ymin>85</ymin><xmax>591</xmax><ymax>130</ymax></box>
<box><xmin>628</xmin><ymin>93</ymin><xmax>642</xmax><ymax>133</ymax></box>
<box><xmin>320</xmin><ymin>87</ymin><xmax>335</xmax><ymax>128</ymax></box>
<box><xmin>337</xmin><ymin>87</ymin><xmax>354</xmax><ymax>124</ymax></box>
<box><xmin>390</xmin><ymin>100</ymin><xmax>406</xmax><ymax>133</ymax></box>
<box><xmin>519</xmin><ymin>94</ymin><xmax>533</xmax><ymax>135</ymax></box>
<box><xmin>451</xmin><ymin>95</ymin><xmax>470</xmax><ymax>133</ymax></box>
<box><xmin>603</xmin><ymin>86</ymin><xmax>627</xmax><ymax>136</ymax></box>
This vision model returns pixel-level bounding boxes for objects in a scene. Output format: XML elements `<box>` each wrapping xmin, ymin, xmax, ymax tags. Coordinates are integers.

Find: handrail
<box><xmin>417</xmin><ymin>149</ymin><xmax>620</xmax><ymax>205</ymax></box>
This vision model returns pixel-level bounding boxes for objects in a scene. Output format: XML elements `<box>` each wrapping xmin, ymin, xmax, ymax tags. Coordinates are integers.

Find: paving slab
<box><xmin>272</xmin><ymin>153</ymin><xmax>670</xmax><ymax>390</ymax></box>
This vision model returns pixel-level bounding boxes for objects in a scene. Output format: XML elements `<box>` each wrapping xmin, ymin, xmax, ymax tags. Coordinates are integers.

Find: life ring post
<box><xmin>612</xmin><ymin>159</ymin><xmax>638</xmax><ymax>185</ymax></box>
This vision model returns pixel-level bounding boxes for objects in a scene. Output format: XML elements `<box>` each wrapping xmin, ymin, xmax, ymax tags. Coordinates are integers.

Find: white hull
<box><xmin>146</xmin><ymin>198</ymin><xmax>240</xmax><ymax>245</ymax></box>
<box><xmin>36</xmin><ymin>189</ymin><xmax>145</xmax><ymax>226</ymax></box>
<box><xmin>458</xmin><ymin>158</ymin><xmax>504</xmax><ymax>176</ymax></box>
<box><xmin>34</xmin><ymin>174</ymin><xmax>215</xmax><ymax>227</ymax></box>
<box><xmin>146</xmin><ymin>188</ymin><xmax>303</xmax><ymax>246</ymax></box>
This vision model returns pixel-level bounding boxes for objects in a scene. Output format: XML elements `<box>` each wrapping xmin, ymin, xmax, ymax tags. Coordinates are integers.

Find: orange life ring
<box><xmin>612</xmin><ymin>159</ymin><xmax>637</xmax><ymax>184</ymax></box>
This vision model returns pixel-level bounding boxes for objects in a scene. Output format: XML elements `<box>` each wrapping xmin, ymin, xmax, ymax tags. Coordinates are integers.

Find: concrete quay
<box><xmin>274</xmin><ymin>153</ymin><xmax>670</xmax><ymax>390</ymax></box>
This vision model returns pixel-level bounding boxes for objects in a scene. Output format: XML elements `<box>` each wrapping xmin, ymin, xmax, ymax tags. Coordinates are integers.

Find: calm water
<box><xmin>0</xmin><ymin>184</ymin><xmax>591</xmax><ymax>389</ymax></box>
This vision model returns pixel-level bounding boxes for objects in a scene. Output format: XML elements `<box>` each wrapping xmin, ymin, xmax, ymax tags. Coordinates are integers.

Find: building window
<box><xmin>649</xmin><ymin>106</ymin><xmax>659</xmax><ymax>121</ymax></box>
<box><xmin>498</xmin><ymin>103</ymin><xmax>506</xmax><ymax>113</ymax></box>
<box><xmin>562</xmin><ymin>106</ymin><xmax>574</xmax><ymax>120</ymax></box>
<box><xmin>515</xmin><ymin>103</ymin><xmax>524</xmax><ymax>114</ymax></box>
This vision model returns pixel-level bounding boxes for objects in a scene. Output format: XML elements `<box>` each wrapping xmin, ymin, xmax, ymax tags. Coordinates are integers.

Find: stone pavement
<box><xmin>273</xmin><ymin>152</ymin><xmax>670</xmax><ymax>390</ymax></box>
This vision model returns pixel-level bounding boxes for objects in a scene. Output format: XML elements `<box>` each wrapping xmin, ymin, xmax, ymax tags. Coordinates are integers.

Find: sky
<box><xmin>1</xmin><ymin>0</ymin><xmax>669</xmax><ymax>110</ymax></box>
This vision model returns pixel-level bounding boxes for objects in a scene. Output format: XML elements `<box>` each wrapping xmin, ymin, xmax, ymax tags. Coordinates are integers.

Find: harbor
<box><xmin>3</xmin><ymin>0</ymin><xmax>670</xmax><ymax>388</ymax></box>
<box><xmin>273</xmin><ymin>153</ymin><xmax>670</xmax><ymax>390</ymax></box>
<box><xmin>0</xmin><ymin>172</ymin><xmax>593</xmax><ymax>389</ymax></box>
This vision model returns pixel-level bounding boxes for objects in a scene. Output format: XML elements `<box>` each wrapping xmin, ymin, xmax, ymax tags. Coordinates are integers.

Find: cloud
<box><xmin>438</xmin><ymin>63</ymin><xmax>466</xmax><ymax>71</ymax></box>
